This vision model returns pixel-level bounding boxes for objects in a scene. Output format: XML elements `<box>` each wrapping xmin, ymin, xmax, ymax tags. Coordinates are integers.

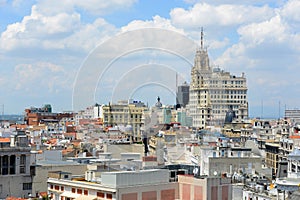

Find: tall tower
<box><xmin>189</xmin><ymin>29</ymin><xmax>248</xmax><ymax>129</ymax></box>
<box><xmin>189</xmin><ymin>28</ymin><xmax>212</xmax><ymax>128</ymax></box>
<box><xmin>176</xmin><ymin>81</ymin><xmax>190</xmax><ymax>108</ymax></box>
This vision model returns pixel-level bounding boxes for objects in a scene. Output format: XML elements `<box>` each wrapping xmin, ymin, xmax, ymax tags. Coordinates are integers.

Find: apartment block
<box><xmin>47</xmin><ymin>169</ymin><xmax>178</xmax><ymax>200</ymax></box>
<box><xmin>101</xmin><ymin>100</ymin><xmax>147</xmax><ymax>142</ymax></box>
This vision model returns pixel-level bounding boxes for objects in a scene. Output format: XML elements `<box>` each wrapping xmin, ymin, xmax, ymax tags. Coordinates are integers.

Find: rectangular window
<box><xmin>107</xmin><ymin>193</ymin><xmax>112</xmax><ymax>199</ymax></box>
<box><xmin>77</xmin><ymin>189</ymin><xmax>82</xmax><ymax>194</ymax></box>
<box><xmin>2</xmin><ymin>155</ymin><xmax>8</xmax><ymax>175</ymax></box>
<box><xmin>84</xmin><ymin>190</ymin><xmax>88</xmax><ymax>195</ymax></box>
<box><xmin>72</xmin><ymin>188</ymin><xmax>75</xmax><ymax>193</ymax></box>
<box><xmin>61</xmin><ymin>186</ymin><xmax>64</xmax><ymax>191</ymax></box>
<box><xmin>20</xmin><ymin>155</ymin><xmax>26</xmax><ymax>174</ymax></box>
<box><xmin>54</xmin><ymin>185</ymin><xmax>59</xmax><ymax>190</ymax></box>
<box><xmin>97</xmin><ymin>192</ymin><xmax>104</xmax><ymax>198</ymax></box>
<box><xmin>9</xmin><ymin>155</ymin><xmax>16</xmax><ymax>174</ymax></box>
<box><xmin>23</xmin><ymin>183</ymin><xmax>32</xmax><ymax>190</ymax></box>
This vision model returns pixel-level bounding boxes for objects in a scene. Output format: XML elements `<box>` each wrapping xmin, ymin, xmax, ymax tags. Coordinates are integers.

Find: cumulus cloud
<box><xmin>184</xmin><ymin>0</ymin><xmax>281</xmax><ymax>6</ymax></box>
<box><xmin>0</xmin><ymin>5</ymin><xmax>118</xmax><ymax>52</ymax></box>
<box><xmin>0</xmin><ymin>0</ymin><xmax>138</xmax><ymax>53</ymax></box>
<box><xmin>209</xmin><ymin>1</ymin><xmax>300</xmax><ymax>117</ymax></box>
<box><xmin>14</xmin><ymin>62</ymin><xmax>73</xmax><ymax>93</ymax></box>
<box><xmin>1</xmin><ymin>0</ymin><xmax>300</xmax><ymax>115</ymax></box>
<box><xmin>238</xmin><ymin>16</ymin><xmax>287</xmax><ymax>46</ymax></box>
<box><xmin>281</xmin><ymin>0</ymin><xmax>300</xmax><ymax>22</ymax></box>
<box><xmin>121</xmin><ymin>15</ymin><xmax>184</xmax><ymax>33</ymax></box>
<box><xmin>64</xmin><ymin>18</ymin><xmax>117</xmax><ymax>52</ymax></box>
<box><xmin>216</xmin><ymin>12</ymin><xmax>298</xmax><ymax>70</ymax></box>
<box><xmin>170</xmin><ymin>3</ymin><xmax>274</xmax><ymax>28</ymax></box>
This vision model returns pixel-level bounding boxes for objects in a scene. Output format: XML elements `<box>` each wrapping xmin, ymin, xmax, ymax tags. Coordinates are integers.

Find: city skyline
<box><xmin>0</xmin><ymin>0</ymin><xmax>300</xmax><ymax>118</ymax></box>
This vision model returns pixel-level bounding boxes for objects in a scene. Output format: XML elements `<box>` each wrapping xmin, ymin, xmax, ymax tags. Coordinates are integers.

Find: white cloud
<box><xmin>14</xmin><ymin>62</ymin><xmax>73</xmax><ymax>93</ymax></box>
<box><xmin>237</xmin><ymin>15</ymin><xmax>286</xmax><ymax>46</ymax></box>
<box><xmin>64</xmin><ymin>18</ymin><xmax>117</xmax><ymax>52</ymax></box>
<box><xmin>214</xmin><ymin>0</ymin><xmax>300</xmax><ymax>70</ymax></box>
<box><xmin>1</xmin><ymin>0</ymin><xmax>300</xmax><ymax>114</ymax></box>
<box><xmin>170</xmin><ymin>3</ymin><xmax>274</xmax><ymax>28</ymax></box>
<box><xmin>0</xmin><ymin>4</ymin><xmax>118</xmax><ymax>52</ymax></box>
<box><xmin>280</xmin><ymin>0</ymin><xmax>300</xmax><ymax>22</ymax></box>
<box><xmin>121</xmin><ymin>15</ymin><xmax>184</xmax><ymax>34</ymax></box>
<box><xmin>210</xmin><ymin>1</ymin><xmax>300</xmax><ymax>116</ymax></box>
<box><xmin>0</xmin><ymin>0</ymin><xmax>138</xmax><ymax>52</ymax></box>
<box><xmin>0</xmin><ymin>5</ymin><xmax>81</xmax><ymax>51</ymax></box>
<box><xmin>217</xmin><ymin>11</ymin><xmax>299</xmax><ymax>69</ymax></box>
<box><xmin>184</xmin><ymin>0</ymin><xmax>281</xmax><ymax>6</ymax></box>
<box><xmin>209</xmin><ymin>38</ymin><xmax>230</xmax><ymax>49</ymax></box>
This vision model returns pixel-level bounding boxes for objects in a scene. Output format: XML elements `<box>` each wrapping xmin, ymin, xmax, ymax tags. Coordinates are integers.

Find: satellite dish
<box><xmin>214</xmin><ymin>171</ymin><xmax>218</xmax><ymax>176</ymax></box>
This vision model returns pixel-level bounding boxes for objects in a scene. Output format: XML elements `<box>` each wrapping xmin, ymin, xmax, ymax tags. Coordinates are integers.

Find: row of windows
<box><xmin>195</xmin><ymin>76</ymin><xmax>245</xmax><ymax>84</ymax></box>
<box><xmin>193</xmin><ymin>78</ymin><xmax>245</xmax><ymax>87</ymax></box>
<box><xmin>50</xmin><ymin>185</ymin><xmax>111</xmax><ymax>199</ymax></box>
<box><xmin>56</xmin><ymin>190</ymin><xmax>112</xmax><ymax>199</ymax></box>
<box><xmin>209</xmin><ymin>95</ymin><xmax>247</xmax><ymax>99</ymax></box>
<box><xmin>104</xmin><ymin>108</ymin><xmax>144</xmax><ymax>113</ymax></box>
<box><xmin>195</xmin><ymin>89</ymin><xmax>247</xmax><ymax>95</ymax></box>
<box><xmin>0</xmin><ymin>154</ymin><xmax>26</xmax><ymax>175</ymax></box>
<box><xmin>97</xmin><ymin>192</ymin><xmax>112</xmax><ymax>199</ymax></box>
<box><xmin>195</xmin><ymin>95</ymin><xmax>247</xmax><ymax>101</ymax></box>
<box><xmin>104</xmin><ymin>114</ymin><xmax>142</xmax><ymax>119</ymax></box>
<box><xmin>71</xmin><ymin>188</ymin><xmax>88</xmax><ymax>195</ymax></box>
<box><xmin>50</xmin><ymin>184</ymin><xmax>64</xmax><ymax>191</ymax></box>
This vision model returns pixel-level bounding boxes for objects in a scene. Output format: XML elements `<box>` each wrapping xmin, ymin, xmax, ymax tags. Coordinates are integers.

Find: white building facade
<box><xmin>189</xmin><ymin>37</ymin><xmax>248</xmax><ymax>128</ymax></box>
<box><xmin>47</xmin><ymin>169</ymin><xmax>178</xmax><ymax>200</ymax></box>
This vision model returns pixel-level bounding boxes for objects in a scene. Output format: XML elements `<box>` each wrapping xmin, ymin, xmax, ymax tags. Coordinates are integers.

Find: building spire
<box><xmin>200</xmin><ymin>27</ymin><xmax>203</xmax><ymax>49</ymax></box>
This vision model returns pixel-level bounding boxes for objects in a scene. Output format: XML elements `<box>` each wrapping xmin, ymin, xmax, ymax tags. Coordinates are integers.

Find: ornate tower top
<box><xmin>194</xmin><ymin>28</ymin><xmax>210</xmax><ymax>71</ymax></box>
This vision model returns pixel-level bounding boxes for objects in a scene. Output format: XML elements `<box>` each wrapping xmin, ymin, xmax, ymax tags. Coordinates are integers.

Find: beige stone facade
<box><xmin>101</xmin><ymin>101</ymin><xmax>147</xmax><ymax>142</ymax></box>
<box><xmin>189</xmin><ymin>46</ymin><xmax>248</xmax><ymax>128</ymax></box>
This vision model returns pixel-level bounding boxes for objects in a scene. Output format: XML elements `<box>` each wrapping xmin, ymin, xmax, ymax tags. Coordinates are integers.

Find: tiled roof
<box><xmin>0</xmin><ymin>137</ymin><xmax>10</xmax><ymax>143</ymax></box>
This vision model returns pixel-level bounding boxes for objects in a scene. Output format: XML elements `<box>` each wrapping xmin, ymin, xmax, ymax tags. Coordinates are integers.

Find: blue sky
<box><xmin>0</xmin><ymin>0</ymin><xmax>300</xmax><ymax>119</ymax></box>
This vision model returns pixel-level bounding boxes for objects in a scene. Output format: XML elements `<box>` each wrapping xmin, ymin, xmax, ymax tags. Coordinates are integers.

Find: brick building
<box><xmin>24</xmin><ymin>105</ymin><xmax>73</xmax><ymax>126</ymax></box>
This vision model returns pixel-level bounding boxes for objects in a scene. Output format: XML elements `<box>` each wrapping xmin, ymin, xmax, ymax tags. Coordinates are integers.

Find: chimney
<box><xmin>10</xmin><ymin>135</ymin><xmax>15</xmax><ymax>147</ymax></box>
